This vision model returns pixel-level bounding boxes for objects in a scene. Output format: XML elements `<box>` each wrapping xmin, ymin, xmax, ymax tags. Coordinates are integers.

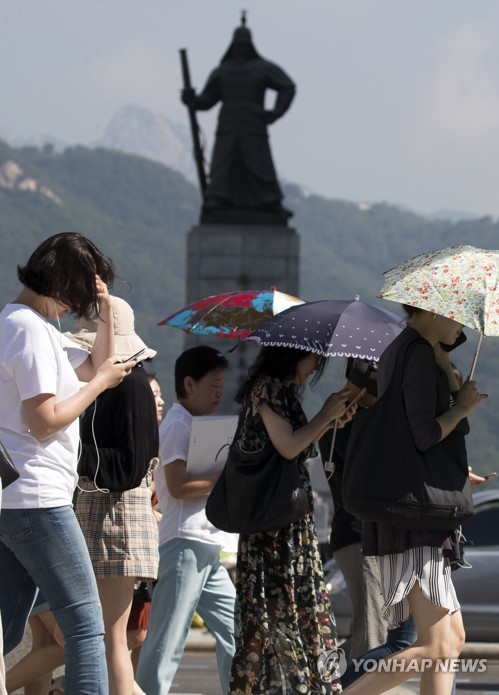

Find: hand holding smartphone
<box><xmin>347</xmin><ymin>388</ymin><xmax>367</xmax><ymax>408</ymax></box>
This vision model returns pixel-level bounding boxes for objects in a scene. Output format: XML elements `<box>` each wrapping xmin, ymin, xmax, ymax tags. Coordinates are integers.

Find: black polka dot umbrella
<box><xmin>245</xmin><ymin>297</ymin><xmax>405</xmax><ymax>360</ymax></box>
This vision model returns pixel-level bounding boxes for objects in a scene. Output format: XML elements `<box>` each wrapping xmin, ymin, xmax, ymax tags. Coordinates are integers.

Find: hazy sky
<box><xmin>2</xmin><ymin>0</ymin><xmax>499</xmax><ymax>218</ymax></box>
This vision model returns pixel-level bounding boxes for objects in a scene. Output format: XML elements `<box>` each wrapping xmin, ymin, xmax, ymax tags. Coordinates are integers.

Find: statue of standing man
<box><xmin>181</xmin><ymin>15</ymin><xmax>296</xmax><ymax>222</ymax></box>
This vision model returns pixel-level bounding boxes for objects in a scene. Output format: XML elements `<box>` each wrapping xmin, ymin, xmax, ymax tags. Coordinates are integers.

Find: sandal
<box><xmin>49</xmin><ymin>675</ymin><xmax>65</xmax><ymax>694</ymax></box>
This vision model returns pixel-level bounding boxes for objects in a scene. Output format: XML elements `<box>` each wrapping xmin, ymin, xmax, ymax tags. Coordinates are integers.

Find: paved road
<box><xmin>5</xmin><ymin>627</ymin><xmax>499</xmax><ymax>694</ymax></box>
<box><xmin>173</xmin><ymin>652</ymin><xmax>499</xmax><ymax>695</ymax></box>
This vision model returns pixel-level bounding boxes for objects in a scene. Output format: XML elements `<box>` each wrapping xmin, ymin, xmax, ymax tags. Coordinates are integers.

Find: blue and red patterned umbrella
<box><xmin>159</xmin><ymin>287</ymin><xmax>304</xmax><ymax>340</ymax></box>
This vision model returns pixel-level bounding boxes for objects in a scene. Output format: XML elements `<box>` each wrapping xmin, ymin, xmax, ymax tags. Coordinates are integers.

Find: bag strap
<box><xmin>379</xmin><ymin>334</ymin><xmax>429</xmax><ymax>406</ymax></box>
<box><xmin>231</xmin><ymin>410</ymin><xmax>245</xmax><ymax>447</ymax></box>
<box><xmin>230</xmin><ymin>401</ymin><xmax>278</xmax><ymax>460</ymax></box>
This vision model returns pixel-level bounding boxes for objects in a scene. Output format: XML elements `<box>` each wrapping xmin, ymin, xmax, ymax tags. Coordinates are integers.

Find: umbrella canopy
<box><xmin>246</xmin><ymin>297</ymin><xmax>405</xmax><ymax>359</ymax></box>
<box><xmin>378</xmin><ymin>245</ymin><xmax>499</xmax><ymax>335</ymax></box>
<box><xmin>159</xmin><ymin>287</ymin><xmax>304</xmax><ymax>340</ymax></box>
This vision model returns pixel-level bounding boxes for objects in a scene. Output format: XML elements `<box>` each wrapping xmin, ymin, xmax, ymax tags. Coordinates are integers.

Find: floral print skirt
<box><xmin>230</xmin><ymin>510</ymin><xmax>342</xmax><ymax>694</ymax></box>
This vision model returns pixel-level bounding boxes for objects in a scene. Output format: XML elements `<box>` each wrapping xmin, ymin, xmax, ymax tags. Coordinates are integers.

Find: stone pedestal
<box><xmin>185</xmin><ymin>223</ymin><xmax>300</xmax><ymax>411</ymax></box>
<box><xmin>186</xmin><ymin>223</ymin><xmax>299</xmax><ymax>300</ymax></box>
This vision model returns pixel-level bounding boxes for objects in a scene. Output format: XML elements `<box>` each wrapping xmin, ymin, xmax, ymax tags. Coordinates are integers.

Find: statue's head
<box><xmin>233</xmin><ymin>26</ymin><xmax>252</xmax><ymax>44</ymax></box>
<box><xmin>221</xmin><ymin>23</ymin><xmax>260</xmax><ymax>63</ymax></box>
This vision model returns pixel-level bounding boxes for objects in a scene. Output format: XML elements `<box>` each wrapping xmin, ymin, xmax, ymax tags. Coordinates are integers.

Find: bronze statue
<box><xmin>181</xmin><ymin>15</ymin><xmax>295</xmax><ymax>222</ymax></box>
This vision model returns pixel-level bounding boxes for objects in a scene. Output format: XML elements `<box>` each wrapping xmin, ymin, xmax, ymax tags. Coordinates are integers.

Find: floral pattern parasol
<box><xmin>377</xmin><ymin>245</ymin><xmax>499</xmax><ymax>336</ymax></box>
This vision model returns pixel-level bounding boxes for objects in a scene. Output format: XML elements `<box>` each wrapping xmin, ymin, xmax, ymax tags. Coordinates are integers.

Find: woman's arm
<box><xmin>259</xmin><ymin>387</ymin><xmax>353</xmax><ymax>460</ymax></box>
<box><xmin>74</xmin><ymin>276</ymin><xmax>115</xmax><ymax>382</ymax></box>
<box><xmin>436</xmin><ymin>381</ymin><xmax>482</xmax><ymax>440</ymax></box>
<box><xmin>22</xmin><ymin>359</ymin><xmax>132</xmax><ymax>440</ymax></box>
<box><xmin>432</xmin><ymin>342</ymin><xmax>482</xmax><ymax>439</ymax></box>
<box><xmin>313</xmin><ymin>410</ymin><xmax>357</xmax><ymax>444</ymax></box>
<box><xmin>404</xmin><ymin>342</ymin><xmax>482</xmax><ymax>450</ymax></box>
<box><xmin>163</xmin><ymin>460</ymin><xmax>219</xmax><ymax>499</ymax></box>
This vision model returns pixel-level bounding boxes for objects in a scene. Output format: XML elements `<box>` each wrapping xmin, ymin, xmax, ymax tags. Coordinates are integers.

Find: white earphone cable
<box><xmin>76</xmin><ymin>397</ymin><xmax>109</xmax><ymax>494</ymax></box>
<box><xmin>53</xmin><ymin>299</ymin><xmax>109</xmax><ymax>494</ymax></box>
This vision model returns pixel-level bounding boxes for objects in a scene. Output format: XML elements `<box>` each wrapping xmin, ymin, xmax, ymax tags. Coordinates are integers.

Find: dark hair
<box><xmin>175</xmin><ymin>346</ymin><xmax>229</xmax><ymax>399</ymax></box>
<box><xmin>402</xmin><ymin>303</ymin><xmax>423</xmax><ymax>317</ymax></box>
<box><xmin>346</xmin><ymin>357</ymin><xmax>378</xmax><ymax>397</ymax></box>
<box><xmin>235</xmin><ymin>346</ymin><xmax>327</xmax><ymax>403</ymax></box>
<box><xmin>17</xmin><ymin>232</ymin><xmax>114</xmax><ymax>319</ymax></box>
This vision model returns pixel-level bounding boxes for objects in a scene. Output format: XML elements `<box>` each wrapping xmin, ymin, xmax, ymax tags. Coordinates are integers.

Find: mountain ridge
<box><xmin>1</xmin><ymin>104</ymin><xmax>484</xmax><ymax>223</ymax></box>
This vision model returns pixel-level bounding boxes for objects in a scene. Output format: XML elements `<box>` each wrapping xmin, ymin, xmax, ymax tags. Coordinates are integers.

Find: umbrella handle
<box><xmin>324</xmin><ymin>358</ymin><xmax>349</xmax><ymax>474</ymax></box>
<box><xmin>468</xmin><ymin>333</ymin><xmax>484</xmax><ymax>381</ymax></box>
<box><xmin>326</xmin><ymin>421</ymin><xmax>339</xmax><ymax>471</ymax></box>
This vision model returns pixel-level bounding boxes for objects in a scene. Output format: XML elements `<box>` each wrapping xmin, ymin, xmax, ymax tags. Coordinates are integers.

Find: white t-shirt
<box><xmin>0</xmin><ymin>304</ymin><xmax>88</xmax><ymax>508</ymax></box>
<box><xmin>154</xmin><ymin>402</ymin><xmax>237</xmax><ymax>552</ymax></box>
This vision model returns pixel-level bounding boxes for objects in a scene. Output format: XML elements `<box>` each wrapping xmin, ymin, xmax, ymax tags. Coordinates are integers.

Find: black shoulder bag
<box><xmin>343</xmin><ymin>337</ymin><xmax>473</xmax><ymax>531</ymax></box>
<box><xmin>0</xmin><ymin>440</ymin><xmax>20</xmax><ymax>489</ymax></box>
<box><xmin>205</xmin><ymin>420</ymin><xmax>309</xmax><ymax>534</ymax></box>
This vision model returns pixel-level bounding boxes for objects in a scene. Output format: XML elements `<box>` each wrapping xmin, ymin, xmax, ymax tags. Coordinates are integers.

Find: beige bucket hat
<box><xmin>66</xmin><ymin>296</ymin><xmax>157</xmax><ymax>361</ymax></box>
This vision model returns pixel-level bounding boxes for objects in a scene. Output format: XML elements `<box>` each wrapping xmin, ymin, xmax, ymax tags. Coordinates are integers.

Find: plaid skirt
<box><xmin>75</xmin><ymin>476</ymin><xmax>159</xmax><ymax>580</ymax></box>
<box><xmin>378</xmin><ymin>545</ymin><xmax>460</xmax><ymax>629</ymax></box>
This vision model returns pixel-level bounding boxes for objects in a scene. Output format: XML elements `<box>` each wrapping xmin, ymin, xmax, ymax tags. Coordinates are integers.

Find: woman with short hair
<box><xmin>0</xmin><ymin>232</ymin><xmax>133</xmax><ymax>695</ymax></box>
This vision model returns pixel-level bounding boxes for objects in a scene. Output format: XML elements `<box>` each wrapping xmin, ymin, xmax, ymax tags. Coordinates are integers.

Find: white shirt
<box><xmin>154</xmin><ymin>402</ymin><xmax>237</xmax><ymax>551</ymax></box>
<box><xmin>0</xmin><ymin>304</ymin><xmax>88</xmax><ymax>508</ymax></box>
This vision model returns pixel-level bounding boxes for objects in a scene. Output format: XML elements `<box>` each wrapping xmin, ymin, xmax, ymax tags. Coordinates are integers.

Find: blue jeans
<box><xmin>342</xmin><ymin>615</ymin><xmax>417</xmax><ymax>687</ymax></box>
<box><xmin>342</xmin><ymin>614</ymin><xmax>456</xmax><ymax>694</ymax></box>
<box><xmin>136</xmin><ymin>538</ymin><xmax>236</xmax><ymax>695</ymax></box>
<box><xmin>0</xmin><ymin>506</ymin><xmax>108</xmax><ymax>695</ymax></box>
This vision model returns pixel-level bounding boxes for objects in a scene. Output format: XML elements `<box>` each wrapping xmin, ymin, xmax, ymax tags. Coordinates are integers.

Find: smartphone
<box><xmin>347</xmin><ymin>388</ymin><xmax>367</xmax><ymax>408</ymax></box>
<box><xmin>121</xmin><ymin>348</ymin><xmax>146</xmax><ymax>363</ymax></box>
<box><xmin>440</xmin><ymin>330</ymin><xmax>467</xmax><ymax>352</ymax></box>
<box><xmin>483</xmin><ymin>472</ymin><xmax>498</xmax><ymax>480</ymax></box>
